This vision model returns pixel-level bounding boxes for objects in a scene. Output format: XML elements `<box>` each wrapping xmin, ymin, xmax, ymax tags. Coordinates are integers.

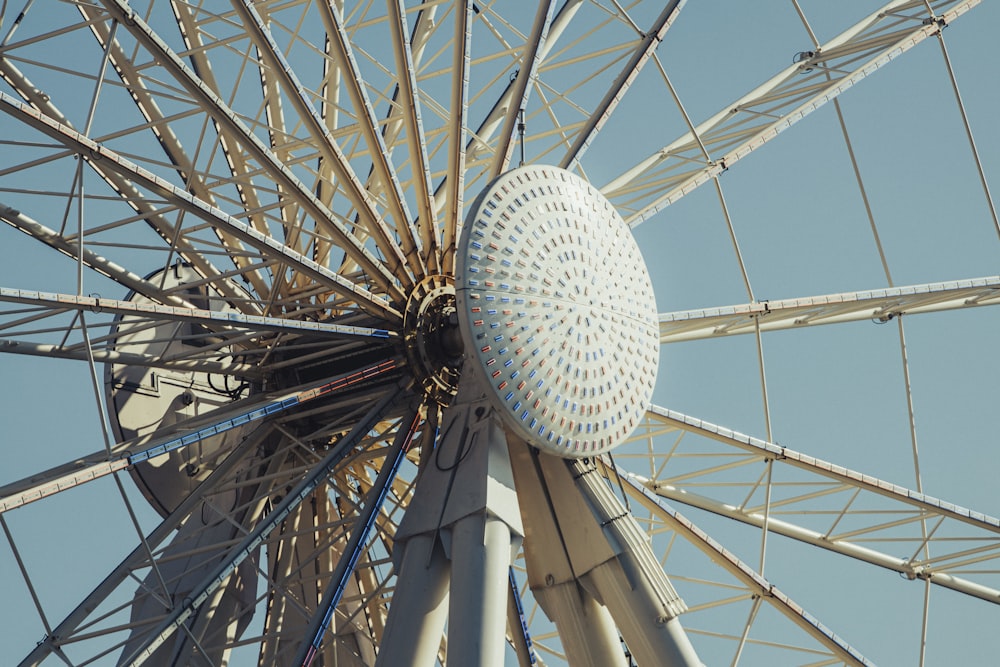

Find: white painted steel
<box><xmin>378</xmin><ymin>386</ymin><xmax>523</xmax><ymax>667</ymax></box>
<box><xmin>616</xmin><ymin>470</ymin><xmax>878</xmax><ymax>667</ymax></box>
<box><xmin>532</xmin><ymin>580</ymin><xmax>627</xmax><ymax>667</ymax></box>
<box><xmin>604</xmin><ymin>0</ymin><xmax>982</xmax><ymax>226</ymax></box>
<box><xmin>0</xmin><ymin>287</ymin><xmax>394</xmax><ymax>339</ymax></box>
<box><xmin>372</xmin><ymin>533</ymin><xmax>450</xmax><ymax>667</ymax></box>
<box><xmin>447</xmin><ymin>516</ymin><xmax>516</xmax><ymax>667</ymax></box>
<box><xmin>0</xmin><ymin>91</ymin><xmax>403</xmax><ymax>321</ymax></box>
<box><xmin>95</xmin><ymin>0</ymin><xmax>405</xmax><ymax>301</ymax></box>
<box><xmin>622</xmin><ymin>406</ymin><xmax>1000</xmax><ymax>604</ymax></box>
<box><xmin>659</xmin><ymin>276</ymin><xmax>1000</xmax><ymax>342</ymax></box>
<box><xmin>118</xmin><ymin>389</ymin><xmax>405</xmax><ymax>667</ymax></box>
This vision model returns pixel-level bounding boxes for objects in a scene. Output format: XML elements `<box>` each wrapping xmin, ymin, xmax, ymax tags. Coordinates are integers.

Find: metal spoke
<box><xmin>0</xmin><ymin>55</ymin><xmax>264</xmax><ymax>313</ymax></box>
<box><xmin>558</xmin><ymin>0</ymin><xmax>684</xmax><ymax>172</ymax></box>
<box><xmin>613</xmin><ymin>467</ymin><xmax>876</xmax><ymax>667</ymax></box>
<box><xmin>18</xmin><ymin>424</ymin><xmax>277</xmax><ymax>667</ymax></box>
<box><xmin>0</xmin><ymin>287</ymin><xmax>395</xmax><ymax>341</ymax></box>
<box><xmin>620</xmin><ymin>407</ymin><xmax>1000</xmax><ymax>603</ymax></box>
<box><xmin>386</xmin><ymin>0</ymin><xmax>442</xmax><ymax>275</ymax></box>
<box><xmin>603</xmin><ymin>0</ymin><xmax>981</xmax><ymax>226</ymax></box>
<box><xmin>659</xmin><ymin>275</ymin><xmax>1000</xmax><ymax>343</ymax></box>
<box><xmin>231</xmin><ymin>0</ymin><xmax>417</xmax><ymax>291</ymax></box>
<box><xmin>313</xmin><ymin>1</ymin><xmax>427</xmax><ymax>283</ymax></box>
<box><xmin>118</xmin><ymin>384</ymin><xmax>407</xmax><ymax>667</ymax></box>
<box><xmin>0</xmin><ymin>361</ymin><xmax>398</xmax><ymax>513</ymax></box>
<box><xmin>295</xmin><ymin>406</ymin><xmax>421</xmax><ymax>667</ymax></box>
<box><xmin>95</xmin><ymin>0</ymin><xmax>404</xmax><ymax>301</ymax></box>
<box><xmin>76</xmin><ymin>3</ymin><xmax>274</xmax><ymax>302</ymax></box>
<box><xmin>441</xmin><ymin>0</ymin><xmax>472</xmax><ymax>276</ymax></box>
<box><xmin>0</xmin><ymin>91</ymin><xmax>403</xmax><ymax>322</ymax></box>
<box><xmin>488</xmin><ymin>0</ymin><xmax>556</xmax><ymax>177</ymax></box>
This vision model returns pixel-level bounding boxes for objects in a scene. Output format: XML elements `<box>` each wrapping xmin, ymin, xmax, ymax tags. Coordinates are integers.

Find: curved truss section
<box><xmin>618</xmin><ymin>407</ymin><xmax>1000</xmax><ymax>603</ymax></box>
<box><xmin>602</xmin><ymin>0</ymin><xmax>981</xmax><ymax>225</ymax></box>
<box><xmin>612</xmin><ymin>467</ymin><xmax>877</xmax><ymax>667</ymax></box>
<box><xmin>659</xmin><ymin>275</ymin><xmax>1000</xmax><ymax>343</ymax></box>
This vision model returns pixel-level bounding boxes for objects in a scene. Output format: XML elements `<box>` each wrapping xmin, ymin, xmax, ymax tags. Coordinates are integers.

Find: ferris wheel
<box><xmin>1</xmin><ymin>1</ymin><xmax>999</xmax><ymax>665</ymax></box>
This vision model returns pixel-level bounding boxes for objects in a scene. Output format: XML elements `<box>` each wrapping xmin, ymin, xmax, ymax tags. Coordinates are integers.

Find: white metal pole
<box><xmin>572</xmin><ymin>459</ymin><xmax>703</xmax><ymax>667</ymax></box>
<box><xmin>447</xmin><ymin>515</ymin><xmax>513</xmax><ymax>666</ymax></box>
<box><xmin>373</xmin><ymin>533</ymin><xmax>450</xmax><ymax>667</ymax></box>
<box><xmin>376</xmin><ymin>375</ymin><xmax>524</xmax><ymax>666</ymax></box>
<box><xmin>533</xmin><ymin>580</ymin><xmax>628</xmax><ymax>667</ymax></box>
<box><xmin>585</xmin><ymin>558</ymin><xmax>703</xmax><ymax>667</ymax></box>
<box><xmin>507</xmin><ymin>440</ymin><xmax>631</xmax><ymax>666</ymax></box>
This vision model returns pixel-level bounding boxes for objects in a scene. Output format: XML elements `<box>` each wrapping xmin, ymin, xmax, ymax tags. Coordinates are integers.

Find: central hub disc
<box><xmin>455</xmin><ymin>165</ymin><xmax>659</xmax><ymax>458</ymax></box>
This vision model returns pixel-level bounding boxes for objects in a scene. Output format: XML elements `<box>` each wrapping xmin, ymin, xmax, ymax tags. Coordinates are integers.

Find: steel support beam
<box><xmin>0</xmin><ymin>361</ymin><xmax>397</xmax><ymax>513</ymax></box>
<box><xmin>0</xmin><ymin>91</ymin><xmax>402</xmax><ymax>322</ymax></box>
<box><xmin>613</xmin><ymin>469</ymin><xmax>876</xmax><ymax>666</ymax></box>
<box><xmin>376</xmin><ymin>379</ymin><xmax>524</xmax><ymax>667</ymax></box>
<box><xmin>0</xmin><ymin>287</ymin><xmax>395</xmax><ymax>340</ymax></box>
<box><xmin>94</xmin><ymin>0</ymin><xmax>403</xmax><ymax>300</ymax></box>
<box><xmin>558</xmin><ymin>0</ymin><xmax>684</xmax><ymax>172</ymax></box>
<box><xmin>118</xmin><ymin>384</ymin><xmax>407</xmax><ymax>666</ymax></box>
<box><xmin>295</xmin><ymin>408</ymin><xmax>420</xmax><ymax>666</ymax></box>
<box><xmin>232</xmin><ymin>0</ymin><xmax>417</xmax><ymax>290</ymax></box>
<box><xmin>489</xmin><ymin>0</ymin><xmax>556</xmax><ymax>176</ymax></box>
<box><xmin>628</xmin><ymin>407</ymin><xmax>1000</xmax><ymax>604</ymax></box>
<box><xmin>603</xmin><ymin>0</ymin><xmax>981</xmax><ymax>226</ymax></box>
<box><xmin>508</xmin><ymin>444</ymin><xmax>702</xmax><ymax>667</ymax></box>
<box><xmin>386</xmin><ymin>0</ymin><xmax>442</xmax><ymax>273</ymax></box>
<box><xmin>0</xmin><ymin>339</ymin><xmax>255</xmax><ymax>375</ymax></box>
<box><xmin>441</xmin><ymin>0</ymin><xmax>472</xmax><ymax>275</ymax></box>
<box><xmin>659</xmin><ymin>275</ymin><xmax>1000</xmax><ymax>343</ymax></box>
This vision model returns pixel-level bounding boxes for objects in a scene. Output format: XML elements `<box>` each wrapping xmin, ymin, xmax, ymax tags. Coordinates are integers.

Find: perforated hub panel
<box><xmin>456</xmin><ymin>165</ymin><xmax>659</xmax><ymax>458</ymax></box>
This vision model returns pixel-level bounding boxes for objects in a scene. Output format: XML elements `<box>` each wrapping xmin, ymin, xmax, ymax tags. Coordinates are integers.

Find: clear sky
<box><xmin>1</xmin><ymin>2</ymin><xmax>998</xmax><ymax>665</ymax></box>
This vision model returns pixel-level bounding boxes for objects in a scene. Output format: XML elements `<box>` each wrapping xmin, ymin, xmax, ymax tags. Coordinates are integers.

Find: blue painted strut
<box><xmin>510</xmin><ymin>567</ymin><xmax>538</xmax><ymax>665</ymax></box>
<box><xmin>127</xmin><ymin>360</ymin><xmax>396</xmax><ymax>466</ymax></box>
<box><xmin>298</xmin><ymin>409</ymin><xmax>422</xmax><ymax>667</ymax></box>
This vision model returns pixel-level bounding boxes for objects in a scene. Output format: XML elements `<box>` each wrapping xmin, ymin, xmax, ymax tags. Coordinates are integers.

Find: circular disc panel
<box><xmin>456</xmin><ymin>165</ymin><xmax>659</xmax><ymax>458</ymax></box>
<box><xmin>106</xmin><ymin>264</ymin><xmax>251</xmax><ymax>515</ymax></box>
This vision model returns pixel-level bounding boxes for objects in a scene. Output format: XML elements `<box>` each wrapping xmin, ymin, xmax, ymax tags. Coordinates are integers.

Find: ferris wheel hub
<box><xmin>403</xmin><ymin>274</ymin><xmax>463</xmax><ymax>405</ymax></box>
<box><xmin>455</xmin><ymin>165</ymin><xmax>659</xmax><ymax>458</ymax></box>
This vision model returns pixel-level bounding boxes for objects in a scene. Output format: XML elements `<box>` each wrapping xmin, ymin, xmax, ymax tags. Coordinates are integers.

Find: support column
<box><xmin>374</xmin><ymin>533</ymin><xmax>450</xmax><ymax>667</ymax></box>
<box><xmin>448</xmin><ymin>515</ymin><xmax>514</xmax><ymax>665</ymax></box>
<box><xmin>533</xmin><ymin>580</ymin><xmax>628</xmax><ymax>667</ymax></box>
<box><xmin>572</xmin><ymin>459</ymin><xmax>703</xmax><ymax>667</ymax></box>
<box><xmin>508</xmin><ymin>442</ymin><xmax>704</xmax><ymax>667</ymax></box>
<box><xmin>585</xmin><ymin>558</ymin><xmax>702</xmax><ymax>667</ymax></box>
<box><xmin>376</xmin><ymin>377</ymin><xmax>523</xmax><ymax>667</ymax></box>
